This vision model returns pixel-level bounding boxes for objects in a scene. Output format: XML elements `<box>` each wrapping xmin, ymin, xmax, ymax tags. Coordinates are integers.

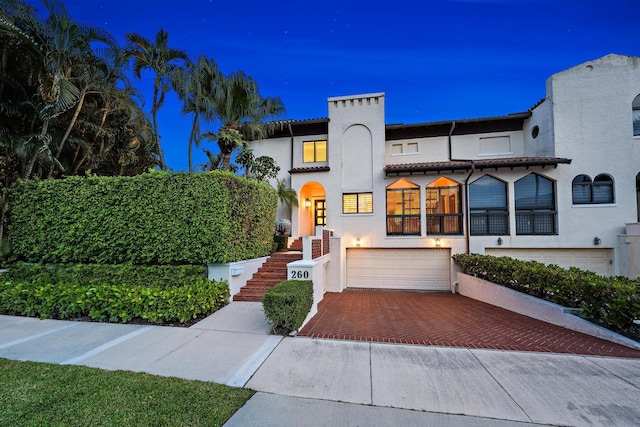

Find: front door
<box><xmin>315</xmin><ymin>199</ymin><xmax>326</xmax><ymax>226</ymax></box>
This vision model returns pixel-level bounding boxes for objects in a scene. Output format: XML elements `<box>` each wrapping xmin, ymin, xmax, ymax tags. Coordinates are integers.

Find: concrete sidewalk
<box><xmin>1</xmin><ymin>304</ymin><xmax>639</xmax><ymax>426</ymax></box>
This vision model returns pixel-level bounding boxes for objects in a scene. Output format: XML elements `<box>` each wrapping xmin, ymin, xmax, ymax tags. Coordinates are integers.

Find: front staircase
<box><xmin>233</xmin><ymin>240</ymin><xmax>303</xmax><ymax>302</ymax></box>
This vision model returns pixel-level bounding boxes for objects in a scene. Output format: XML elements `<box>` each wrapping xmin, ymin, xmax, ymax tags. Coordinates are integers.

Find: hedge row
<box><xmin>8</xmin><ymin>171</ymin><xmax>277</xmax><ymax>265</ymax></box>
<box><xmin>5</xmin><ymin>263</ymin><xmax>207</xmax><ymax>288</ymax></box>
<box><xmin>262</xmin><ymin>280</ymin><xmax>313</xmax><ymax>335</ymax></box>
<box><xmin>0</xmin><ymin>277</ymin><xmax>229</xmax><ymax>324</ymax></box>
<box><xmin>453</xmin><ymin>253</ymin><xmax>640</xmax><ymax>331</ymax></box>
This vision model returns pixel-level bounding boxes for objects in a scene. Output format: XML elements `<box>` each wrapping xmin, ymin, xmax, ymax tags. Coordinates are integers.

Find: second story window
<box><xmin>386</xmin><ymin>178</ymin><xmax>420</xmax><ymax>235</ymax></box>
<box><xmin>572</xmin><ymin>174</ymin><xmax>614</xmax><ymax>204</ymax></box>
<box><xmin>470</xmin><ymin>175</ymin><xmax>509</xmax><ymax>235</ymax></box>
<box><xmin>515</xmin><ymin>173</ymin><xmax>557</xmax><ymax>235</ymax></box>
<box><xmin>303</xmin><ymin>140</ymin><xmax>327</xmax><ymax>163</ymax></box>
<box><xmin>426</xmin><ymin>177</ymin><xmax>463</xmax><ymax>235</ymax></box>
<box><xmin>343</xmin><ymin>193</ymin><xmax>373</xmax><ymax>214</ymax></box>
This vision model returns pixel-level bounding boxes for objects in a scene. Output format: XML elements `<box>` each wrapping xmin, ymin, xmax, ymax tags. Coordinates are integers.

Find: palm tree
<box><xmin>277</xmin><ymin>178</ymin><xmax>298</xmax><ymax>216</ymax></box>
<box><xmin>125</xmin><ymin>29</ymin><xmax>188</xmax><ymax>170</ymax></box>
<box><xmin>210</xmin><ymin>71</ymin><xmax>285</xmax><ymax>171</ymax></box>
<box><xmin>171</xmin><ymin>55</ymin><xmax>219</xmax><ymax>173</ymax></box>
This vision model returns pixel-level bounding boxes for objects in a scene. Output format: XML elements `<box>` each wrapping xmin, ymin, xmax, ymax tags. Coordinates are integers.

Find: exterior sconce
<box><xmin>497</xmin><ymin>237</ymin><xmax>503</xmax><ymax>245</ymax></box>
<box><xmin>356</xmin><ymin>238</ymin><xmax>361</xmax><ymax>247</ymax></box>
<box><xmin>593</xmin><ymin>237</ymin><xmax>601</xmax><ymax>246</ymax></box>
<box><xmin>304</xmin><ymin>198</ymin><xmax>311</xmax><ymax>208</ymax></box>
<box><xmin>435</xmin><ymin>238</ymin><xmax>442</xmax><ymax>247</ymax></box>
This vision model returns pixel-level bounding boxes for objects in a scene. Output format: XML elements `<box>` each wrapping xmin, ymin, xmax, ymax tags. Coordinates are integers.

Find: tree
<box><xmin>209</xmin><ymin>71</ymin><xmax>285</xmax><ymax>171</ymax></box>
<box><xmin>277</xmin><ymin>178</ymin><xmax>298</xmax><ymax>216</ymax></box>
<box><xmin>171</xmin><ymin>55</ymin><xmax>219</xmax><ymax>173</ymax></box>
<box><xmin>126</xmin><ymin>29</ymin><xmax>187</xmax><ymax>170</ymax></box>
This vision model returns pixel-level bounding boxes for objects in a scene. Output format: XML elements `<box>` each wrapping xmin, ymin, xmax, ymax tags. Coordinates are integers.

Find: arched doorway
<box><xmin>299</xmin><ymin>181</ymin><xmax>326</xmax><ymax>236</ymax></box>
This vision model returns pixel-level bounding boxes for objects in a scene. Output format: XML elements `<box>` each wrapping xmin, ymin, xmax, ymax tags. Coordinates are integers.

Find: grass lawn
<box><xmin>0</xmin><ymin>358</ymin><xmax>254</xmax><ymax>426</ymax></box>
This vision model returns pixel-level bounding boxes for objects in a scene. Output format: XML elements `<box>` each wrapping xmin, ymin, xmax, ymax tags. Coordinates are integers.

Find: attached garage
<box><xmin>485</xmin><ymin>248</ymin><xmax>611</xmax><ymax>276</ymax></box>
<box><xmin>346</xmin><ymin>248</ymin><xmax>451</xmax><ymax>291</ymax></box>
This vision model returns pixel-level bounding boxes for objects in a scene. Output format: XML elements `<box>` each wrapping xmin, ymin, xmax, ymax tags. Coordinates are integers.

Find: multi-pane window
<box><xmin>514</xmin><ymin>173</ymin><xmax>557</xmax><ymax>235</ymax></box>
<box><xmin>386</xmin><ymin>178</ymin><xmax>420</xmax><ymax>235</ymax></box>
<box><xmin>470</xmin><ymin>175</ymin><xmax>509</xmax><ymax>235</ymax></box>
<box><xmin>343</xmin><ymin>193</ymin><xmax>373</xmax><ymax>214</ymax></box>
<box><xmin>572</xmin><ymin>174</ymin><xmax>614</xmax><ymax>204</ymax></box>
<box><xmin>303</xmin><ymin>140</ymin><xmax>327</xmax><ymax>163</ymax></box>
<box><xmin>425</xmin><ymin>177</ymin><xmax>462</xmax><ymax>235</ymax></box>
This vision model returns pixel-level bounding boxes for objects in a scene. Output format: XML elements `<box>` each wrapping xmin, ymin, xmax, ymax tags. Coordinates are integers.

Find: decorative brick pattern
<box><xmin>322</xmin><ymin>229</ymin><xmax>330</xmax><ymax>255</ymax></box>
<box><xmin>297</xmin><ymin>290</ymin><xmax>640</xmax><ymax>358</ymax></box>
<box><xmin>311</xmin><ymin>239</ymin><xmax>321</xmax><ymax>259</ymax></box>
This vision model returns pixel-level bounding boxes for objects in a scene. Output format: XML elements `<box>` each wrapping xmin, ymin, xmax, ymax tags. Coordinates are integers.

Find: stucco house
<box><xmin>248</xmin><ymin>53</ymin><xmax>640</xmax><ymax>294</ymax></box>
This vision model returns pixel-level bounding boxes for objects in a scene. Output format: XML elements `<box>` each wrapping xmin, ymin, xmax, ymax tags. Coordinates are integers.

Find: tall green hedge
<box><xmin>8</xmin><ymin>171</ymin><xmax>277</xmax><ymax>265</ymax></box>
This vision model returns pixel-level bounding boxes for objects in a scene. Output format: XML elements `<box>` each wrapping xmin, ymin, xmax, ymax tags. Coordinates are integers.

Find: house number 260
<box><xmin>290</xmin><ymin>270</ymin><xmax>309</xmax><ymax>279</ymax></box>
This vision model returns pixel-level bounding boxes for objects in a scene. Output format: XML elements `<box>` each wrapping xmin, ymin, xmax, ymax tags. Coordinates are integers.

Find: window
<box><xmin>426</xmin><ymin>177</ymin><xmax>462</xmax><ymax>235</ymax></box>
<box><xmin>303</xmin><ymin>140</ymin><xmax>327</xmax><ymax>163</ymax></box>
<box><xmin>386</xmin><ymin>178</ymin><xmax>420</xmax><ymax>235</ymax></box>
<box><xmin>343</xmin><ymin>193</ymin><xmax>373</xmax><ymax>214</ymax></box>
<box><xmin>470</xmin><ymin>175</ymin><xmax>509</xmax><ymax>235</ymax></box>
<box><xmin>514</xmin><ymin>173</ymin><xmax>556</xmax><ymax>235</ymax></box>
<box><xmin>633</xmin><ymin>95</ymin><xmax>640</xmax><ymax>137</ymax></box>
<box><xmin>572</xmin><ymin>174</ymin><xmax>614</xmax><ymax>204</ymax></box>
<box><xmin>390</xmin><ymin>142</ymin><xmax>418</xmax><ymax>155</ymax></box>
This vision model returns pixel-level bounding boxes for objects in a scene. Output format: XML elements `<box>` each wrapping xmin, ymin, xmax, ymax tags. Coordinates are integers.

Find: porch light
<box><xmin>304</xmin><ymin>198</ymin><xmax>311</xmax><ymax>208</ymax></box>
<box><xmin>593</xmin><ymin>237</ymin><xmax>601</xmax><ymax>245</ymax></box>
<box><xmin>497</xmin><ymin>237</ymin><xmax>503</xmax><ymax>245</ymax></box>
<box><xmin>356</xmin><ymin>238</ymin><xmax>361</xmax><ymax>247</ymax></box>
<box><xmin>435</xmin><ymin>238</ymin><xmax>442</xmax><ymax>247</ymax></box>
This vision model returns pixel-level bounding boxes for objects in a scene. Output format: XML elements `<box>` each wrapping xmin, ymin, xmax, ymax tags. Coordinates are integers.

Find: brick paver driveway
<box><xmin>298</xmin><ymin>290</ymin><xmax>640</xmax><ymax>358</ymax></box>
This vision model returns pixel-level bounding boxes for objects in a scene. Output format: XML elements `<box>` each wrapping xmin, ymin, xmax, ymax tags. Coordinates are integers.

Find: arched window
<box><xmin>572</xmin><ymin>175</ymin><xmax>592</xmax><ymax>204</ymax></box>
<box><xmin>633</xmin><ymin>94</ymin><xmax>640</xmax><ymax>137</ymax></box>
<box><xmin>426</xmin><ymin>177</ymin><xmax>462</xmax><ymax>235</ymax></box>
<box><xmin>572</xmin><ymin>174</ymin><xmax>614</xmax><ymax>204</ymax></box>
<box><xmin>470</xmin><ymin>175</ymin><xmax>508</xmax><ymax>235</ymax></box>
<box><xmin>515</xmin><ymin>173</ymin><xmax>556</xmax><ymax>235</ymax></box>
<box><xmin>386</xmin><ymin>178</ymin><xmax>420</xmax><ymax>235</ymax></box>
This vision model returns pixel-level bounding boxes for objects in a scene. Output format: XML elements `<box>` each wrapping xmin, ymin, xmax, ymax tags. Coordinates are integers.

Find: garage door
<box><xmin>346</xmin><ymin>248</ymin><xmax>451</xmax><ymax>291</ymax></box>
<box><xmin>485</xmin><ymin>248</ymin><xmax>611</xmax><ymax>276</ymax></box>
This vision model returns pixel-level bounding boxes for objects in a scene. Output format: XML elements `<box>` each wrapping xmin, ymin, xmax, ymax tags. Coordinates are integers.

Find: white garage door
<box><xmin>485</xmin><ymin>248</ymin><xmax>611</xmax><ymax>276</ymax></box>
<box><xmin>346</xmin><ymin>248</ymin><xmax>451</xmax><ymax>291</ymax></box>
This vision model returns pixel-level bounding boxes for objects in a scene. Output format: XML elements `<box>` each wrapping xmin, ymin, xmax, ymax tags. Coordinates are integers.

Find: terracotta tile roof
<box><xmin>384</xmin><ymin>157</ymin><xmax>572</xmax><ymax>175</ymax></box>
<box><xmin>289</xmin><ymin>166</ymin><xmax>331</xmax><ymax>174</ymax></box>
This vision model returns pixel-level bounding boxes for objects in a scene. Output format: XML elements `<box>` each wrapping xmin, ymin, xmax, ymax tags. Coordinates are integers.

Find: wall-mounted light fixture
<box><xmin>593</xmin><ymin>237</ymin><xmax>601</xmax><ymax>246</ymax></box>
<box><xmin>304</xmin><ymin>198</ymin><xmax>311</xmax><ymax>208</ymax></box>
<box><xmin>497</xmin><ymin>237</ymin><xmax>503</xmax><ymax>245</ymax></box>
<box><xmin>356</xmin><ymin>238</ymin><xmax>361</xmax><ymax>247</ymax></box>
<box><xmin>435</xmin><ymin>238</ymin><xmax>442</xmax><ymax>247</ymax></box>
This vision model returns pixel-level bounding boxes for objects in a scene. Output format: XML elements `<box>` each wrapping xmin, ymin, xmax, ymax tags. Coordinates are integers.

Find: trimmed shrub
<box><xmin>0</xmin><ymin>277</ymin><xmax>229</xmax><ymax>325</ymax></box>
<box><xmin>262</xmin><ymin>280</ymin><xmax>313</xmax><ymax>335</ymax></box>
<box><xmin>8</xmin><ymin>171</ymin><xmax>277</xmax><ymax>265</ymax></box>
<box><xmin>4</xmin><ymin>263</ymin><xmax>207</xmax><ymax>288</ymax></box>
<box><xmin>453</xmin><ymin>253</ymin><xmax>640</xmax><ymax>331</ymax></box>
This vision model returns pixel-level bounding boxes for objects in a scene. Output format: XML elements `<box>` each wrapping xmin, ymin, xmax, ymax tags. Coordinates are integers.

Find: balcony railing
<box><xmin>426</xmin><ymin>214</ymin><xmax>463</xmax><ymax>235</ymax></box>
<box><xmin>470</xmin><ymin>211</ymin><xmax>509</xmax><ymax>235</ymax></box>
<box><xmin>515</xmin><ymin>211</ymin><xmax>557</xmax><ymax>235</ymax></box>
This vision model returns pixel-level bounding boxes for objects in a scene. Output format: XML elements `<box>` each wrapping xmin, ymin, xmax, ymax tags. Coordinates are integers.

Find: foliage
<box><xmin>276</xmin><ymin>178</ymin><xmax>298</xmax><ymax>216</ymax></box>
<box><xmin>0</xmin><ymin>358</ymin><xmax>254</xmax><ymax>426</ymax></box>
<box><xmin>125</xmin><ymin>29</ymin><xmax>188</xmax><ymax>170</ymax></box>
<box><xmin>208</xmin><ymin>71</ymin><xmax>285</xmax><ymax>171</ymax></box>
<box><xmin>5</xmin><ymin>262</ymin><xmax>207</xmax><ymax>288</ymax></box>
<box><xmin>453</xmin><ymin>253</ymin><xmax>640</xmax><ymax>331</ymax></box>
<box><xmin>262</xmin><ymin>280</ymin><xmax>313</xmax><ymax>335</ymax></box>
<box><xmin>0</xmin><ymin>276</ymin><xmax>229</xmax><ymax>324</ymax></box>
<box><xmin>8</xmin><ymin>171</ymin><xmax>278</xmax><ymax>264</ymax></box>
<box><xmin>0</xmin><ymin>0</ymin><xmax>158</xmax><ymax>181</ymax></box>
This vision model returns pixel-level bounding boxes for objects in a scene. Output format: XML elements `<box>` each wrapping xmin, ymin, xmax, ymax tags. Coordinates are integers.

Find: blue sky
<box><xmin>26</xmin><ymin>0</ymin><xmax>640</xmax><ymax>171</ymax></box>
